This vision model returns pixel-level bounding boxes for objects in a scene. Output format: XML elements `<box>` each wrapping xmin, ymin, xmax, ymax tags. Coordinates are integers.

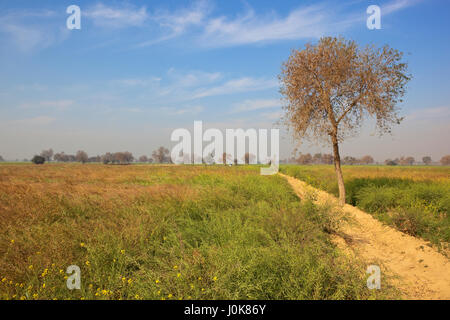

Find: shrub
<box><xmin>31</xmin><ymin>155</ymin><xmax>46</xmax><ymax>165</ymax></box>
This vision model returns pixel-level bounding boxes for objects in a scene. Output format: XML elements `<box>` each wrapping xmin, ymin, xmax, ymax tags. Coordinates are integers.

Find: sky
<box><xmin>0</xmin><ymin>0</ymin><xmax>449</xmax><ymax>162</ymax></box>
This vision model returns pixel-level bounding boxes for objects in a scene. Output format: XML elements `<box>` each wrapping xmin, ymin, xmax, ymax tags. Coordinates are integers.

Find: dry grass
<box><xmin>0</xmin><ymin>163</ymin><xmax>394</xmax><ymax>300</ymax></box>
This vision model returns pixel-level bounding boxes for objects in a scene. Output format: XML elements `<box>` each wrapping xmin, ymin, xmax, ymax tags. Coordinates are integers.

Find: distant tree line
<box><xmin>280</xmin><ymin>154</ymin><xmax>450</xmax><ymax>166</ymax></box>
<box><xmin>4</xmin><ymin>150</ymin><xmax>450</xmax><ymax>166</ymax></box>
<box><xmin>290</xmin><ymin>153</ymin><xmax>374</xmax><ymax>165</ymax></box>
<box><xmin>26</xmin><ymin>147</ymin><xmax>177</xmax><ymax>165</ymax></box>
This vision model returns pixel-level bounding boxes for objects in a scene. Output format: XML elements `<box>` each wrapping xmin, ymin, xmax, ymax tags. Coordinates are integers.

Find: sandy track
<box><xmin>279</xmin><ymin>173</ymin><xmax>450</xmax><ymax>300</ymax></box>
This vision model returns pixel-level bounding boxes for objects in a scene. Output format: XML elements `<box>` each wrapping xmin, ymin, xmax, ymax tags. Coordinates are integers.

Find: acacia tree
<box><xmin>280</xmin><ymin>37</ymin><xmax>410</xmax><ymax>205</ymax></box>
<box><xmin>422</xmin><ymin>156</ymin><xmax>432</xmax><ymax>165</ymax></box>
<box><xmin>75</xmin><ymin>150</ymin><xmax>88</xmax><ymax>164</ymax></box>
<box><xmin>440</xmin><ymin>155</ymin><xmax>450</xmax><ymax>166</ymax></box>
<box><xmin>40</xmin><ymin>149</ymin><xmax>54</xmax><ymax>162</ymax></box>
<box><xmin>152</xmin><ymin>147</ymin><xmax>170</xmax><ymax>163</ymax></box>
<box><xmin>360</xmin><ymin>155</ymin><xmax>374</xmax><ymax>165</ymax></box>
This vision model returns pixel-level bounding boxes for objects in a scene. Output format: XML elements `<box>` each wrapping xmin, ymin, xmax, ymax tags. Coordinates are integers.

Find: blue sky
<box><xmin>0</xmin><ymin>0</ymin><xmax>449</xmax><ymax>161</ymax></box>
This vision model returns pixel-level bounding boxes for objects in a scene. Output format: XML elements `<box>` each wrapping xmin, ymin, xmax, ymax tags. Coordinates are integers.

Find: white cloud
<box><xmin>200</xmin><ymin>5</ymin><xmax>329</xmax><ymax>47</ymax></box>
<box><xmin>192</xmin><ymin>77</ymin><xmax>277</xmax><ymax>99</ymax></box>
<box><xmin>0</xmin><ymin>10</ymin><xmax>68</xmax><ymax>53</ymax></box>
<box><xmin>136</xmin><ymin>0</ymin><xmax>211</xmax><ymax>47</ymax></box>
<box><xmin>382</xmin><ymin>0</ymin><xmax>421</xmax><ymax>15</ymax></box>
<box><xmin>86</xmin><ymin>3</ymin><xmax>148</xmax><ymax>28</ymax></box>
<box><xmin>231</xmin><ymin>98</ymin><xmax>280</xmax><ymax>113</ymax></box>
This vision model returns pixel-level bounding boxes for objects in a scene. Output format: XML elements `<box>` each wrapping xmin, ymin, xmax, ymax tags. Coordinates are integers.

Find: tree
<box><xmin>321</xmin><ymin>154</ymin><xmax>334</xmax><ymax>164</ymax></box>
<box><xmin>87</xmin><ymin>156</ymin><xmax>101</xmax><ymax>163</ymax></box>
<box><xmin>342</xmin><ymin>156</ymin><xmax>358</xmax><ymax>165</ymax></box>
<box><xmin>360</xmin><ymin>155</ymin><xmax>374</xmax><ymax>165</ymax></box>
<box><xmin>40</xmin><ymin>149</ymin><xmax>54</xmax><ymax>162</ymax></box>
<box><xmin>440</xmin><ymin>155</ymin><xmax>450</xmax><ymax>166</ymax></box>
<box><xmin>422</xmin><ymin>156</ymin><xmax>432</xmax><ymax>165</ymax></box>
<box><xmin>31</xmin><ymin>155</ymin><xmax>45</xmax><ymax>165</ymax></box>
<box><xmin>297</xmin><ymin>153</ymin><xmax>312</xmax><ymax>164</ymax></box>
<box><xmin>152</xmin><ymin>147</ymin><xmax>170</xmax><ymax>163</ymax></box>
<box><xmin>222</xmin><ymin>152</ymin><xmax>231</xmax><ymax>165</ymax></box>
<box><xmin>398</xmin><ymin>156</ymin><xmax>414</xmax><ymax>165</ymax></box>
<box><xmin>139</xmin><ymin>155</ymin><xmax>149</xmax><ymax>163</ymax></box>
<box><xmin>0</xmin><ymin>155</ymin><xmax>4</xmax><ymax>162</ymax></box>
<box><xmin>280</xmin><ymin>37</ymin><xmax>410</xmax><ymax>205</ymax></box>
<box><xmin>385</xmin><ymin>159</ymin><xmax>398</xmax><ymax>166</ymax></box>
<box><xmin>101</xmin><ymin>153</ymin><xmax>114</xmax><ymax>164</ymax></box>
<box><xmin>54</xmin><ymin>152</ymin><xmax>65</xmax><ymax>162</ymax></box>
<box><xmin>312</xmin><ymin>153</ymin><xmax>322</xmax><ymax>164</ymax></box>
<box><xmin>244</xmin><ymin>153</ymin><xmax>256</xmax><ymax>165</ymax></box>
<box><xmin>112</xmin><ymin>152</ymin><xmax>134</xmax><ymax>165</ymax></box>
<box><xmin>75</xmin><ymin>150</ymin><xmax>88</xmax><ymax>164</ymax></box>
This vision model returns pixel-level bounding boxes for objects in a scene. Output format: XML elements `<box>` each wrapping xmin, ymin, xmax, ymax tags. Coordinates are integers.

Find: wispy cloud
<box><xmin>85</xmin><ymin>3</ymin><xmax>149</xmax><ymax>28</ymax></box>
<box><xmin>192</xmin><ymin>77</ymin><xmax>277</xmax><ymax>99</ymax></box>
<box><xmin>137</xmin><ymin>0</ymin><xmax>211</xmax><ymax>46</ymax></box>
<box><xmin>382</xmin><ymin>0</ymin><xmax>421</xmax><ymax>15</ymax></box>
<box><xmin>0</xmin><ymin>9</ymin><xmax>68</xmax><ymax>52</ymax></box>
<box><xmin>200</xmin><ymin>5</ymin><xmax>330</xmax><ymax>47</ymax></box>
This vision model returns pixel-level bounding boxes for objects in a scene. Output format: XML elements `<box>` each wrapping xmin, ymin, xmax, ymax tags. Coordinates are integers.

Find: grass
<box><xmin>0</xmin><ymin>163</ymin><xmax>395</xmax><ymax>300</ymax></box>
<box><xmin>280</xmin><ymin>165</ymin><xmax>450</xmax><ymax>250</ymax></box>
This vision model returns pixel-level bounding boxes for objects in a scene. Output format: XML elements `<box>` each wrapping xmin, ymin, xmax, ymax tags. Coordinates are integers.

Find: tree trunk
<box><xmin>331</xmin><ymin>135</ymin><xmax>346</xmax><ymax>206</ymax></box>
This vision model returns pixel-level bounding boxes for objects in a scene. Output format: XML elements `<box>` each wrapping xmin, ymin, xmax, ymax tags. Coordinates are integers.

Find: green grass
<box><xmin>0</xmin><ymin>164</ymin><xmax>394</xmax><ymax>300</ymax></box>
<box><xmin>280</xmin><ymin>165</ymin><xmax>450</xmax><ymax>249</ymax></box>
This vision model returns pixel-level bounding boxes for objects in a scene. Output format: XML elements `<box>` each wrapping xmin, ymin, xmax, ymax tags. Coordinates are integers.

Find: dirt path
<box><xmin>279</xmin><ymin>173</ymin><xmax>450</xmax><ymax>300</ymax></box>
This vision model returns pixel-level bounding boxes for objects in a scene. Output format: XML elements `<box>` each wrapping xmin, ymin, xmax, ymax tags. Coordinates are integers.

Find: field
<box><xmin>280</xmin><ymin>165</ymin><xmax>450</xmax><ymax>251</ymax></box>
<box><xmin>0</xmin><ymin>163</ymin><xmax>396</xmax><ymax>300</ymax></box>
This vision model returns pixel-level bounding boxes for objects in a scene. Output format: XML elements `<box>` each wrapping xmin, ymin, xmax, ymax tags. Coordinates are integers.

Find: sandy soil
<box><xmin>279</xmin><ymin>173</ymin><xmax>450</xmax><ymax>300</ymax></box>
